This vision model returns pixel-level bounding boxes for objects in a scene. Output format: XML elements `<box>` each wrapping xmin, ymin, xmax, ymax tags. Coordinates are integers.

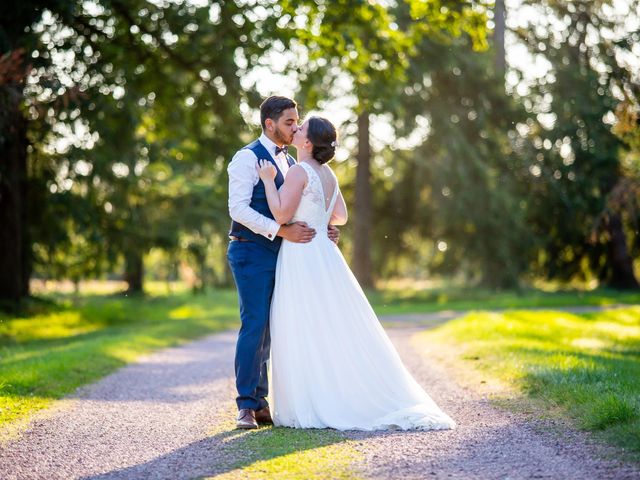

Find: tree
<box><xmin>283</xmin><ymin>0</ymin><xmax>489</xmax><ymax>287</ymax></box>
<box><xmin>384</xmin><ymin>27</ymin><xmax>533</xmax><ymax>287</ymax></box>
<box><xmin>0</xmin><ymin>2</ymin><xmax>74</xmax><ymax>307</ymax></box>
<box><xmin>515</xmin><ymin>0</ymin><xmax>640</xmax><ymax>288</ymax></box>
<box><xmin>1</xmin><ymin>1</ymin><xmax>281</xmax><ymax>303</ymax></box>
<box><xmin>493</xmin><ymin>0</ymin><xmax>506</xmax><ymax>76</ymax></box>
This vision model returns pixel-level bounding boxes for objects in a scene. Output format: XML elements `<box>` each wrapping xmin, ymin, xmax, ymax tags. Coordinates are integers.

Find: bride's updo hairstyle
<box><xmin>307</xmin><ymin>116</ymin><xmax>337</xmax><ymax>165</ymax></box>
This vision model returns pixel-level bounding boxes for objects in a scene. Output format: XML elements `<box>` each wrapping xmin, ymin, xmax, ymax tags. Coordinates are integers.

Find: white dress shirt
<box><xmin>228</xmin><ymin>133</ymin><xmax>291</xmax><ymax>241</ymax></box>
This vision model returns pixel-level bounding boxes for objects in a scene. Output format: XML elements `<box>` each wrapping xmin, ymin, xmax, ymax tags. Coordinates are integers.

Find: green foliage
<box><xmin>283</xmin><ymin>0</ymin><xmax>489</xmax><ymax>113</ymax></box>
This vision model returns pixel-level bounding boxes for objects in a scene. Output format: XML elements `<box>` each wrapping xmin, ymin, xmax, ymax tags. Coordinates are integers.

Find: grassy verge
<box><xmin>417</xmin><ymin>306</ymin><xmax>640</xmax><ymax>458</ymax></box>
<box><xmin>368</xmin><ymin>286</ymin><xmax>640</xmax><ymax>316</ymax></box>
<box><xmin>0</xmin><ymin>290</ymin><xmax>239</xmax><ymax>436</ymax></box>
<box><xmin>205</xmin><ymin>425</ymin><xmax>362</xmax><ymax>479</ymax></box>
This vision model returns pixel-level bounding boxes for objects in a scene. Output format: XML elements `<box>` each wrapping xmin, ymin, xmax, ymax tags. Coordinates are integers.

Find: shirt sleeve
<box><xmin>227</xmin><ymin>149</ymin><xmax>281</xmax><ymax>241</ymax></box>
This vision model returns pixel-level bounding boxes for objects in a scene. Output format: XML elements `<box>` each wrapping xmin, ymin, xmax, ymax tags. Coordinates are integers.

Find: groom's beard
<box><xmin>274</xmin><ymin>126</ymin><xmax>293</xmax><ymax>146</ymax></box>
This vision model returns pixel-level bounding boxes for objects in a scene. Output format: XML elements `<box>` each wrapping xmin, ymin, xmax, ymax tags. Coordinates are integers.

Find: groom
<box><xmin>227</xmin><ymin>96</ymin><xmax>339</xmax><ymax>429</ymax></box>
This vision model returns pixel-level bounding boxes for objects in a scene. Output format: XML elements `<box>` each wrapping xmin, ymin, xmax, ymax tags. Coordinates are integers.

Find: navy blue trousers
<box><xmin>227</xmin><ymin>240</ymin><xmax>278</xmax><ymax>411</ymax></box>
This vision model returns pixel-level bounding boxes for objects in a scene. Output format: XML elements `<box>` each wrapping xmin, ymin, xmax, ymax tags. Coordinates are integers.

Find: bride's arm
<box><xmin>330</xmin><ymin>189</ymin><xmax>348</xmax><ymax>225</ymax></box>
<box><xmin>257</xmin><ymin>161</ymin><xmax>306</xmax><ymax>225</ymax></box>
<box><xmin>328</xmin><ymin>168</ymin><xmax>347</xmax><ymax>225</ymax></box>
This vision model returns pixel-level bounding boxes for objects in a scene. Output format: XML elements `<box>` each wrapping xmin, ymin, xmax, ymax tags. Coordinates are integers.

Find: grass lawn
<box><xmin>418</xmin><ymin>306</ymin><xmax>640</xmax><ymax>458</ymax></box>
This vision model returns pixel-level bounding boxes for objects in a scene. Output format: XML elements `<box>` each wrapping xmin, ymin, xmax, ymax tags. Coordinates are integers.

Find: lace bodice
<box><xmin>290</xmin><ymin>162</ymin><xmax>338</xmax><ymax>231</ymax></box>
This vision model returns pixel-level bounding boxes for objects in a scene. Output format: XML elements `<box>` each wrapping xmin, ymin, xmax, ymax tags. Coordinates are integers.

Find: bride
<box><xmin>256</xmin><ymin>115</ymin><xmax>455</xmax><ymax>431</ymax></box>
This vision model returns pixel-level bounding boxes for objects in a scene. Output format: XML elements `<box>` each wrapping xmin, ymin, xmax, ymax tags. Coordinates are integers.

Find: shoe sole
<box><xmin>236</xmin><ymin>423</ymin><xmax>258</xmax><ymax>430</ymax></box>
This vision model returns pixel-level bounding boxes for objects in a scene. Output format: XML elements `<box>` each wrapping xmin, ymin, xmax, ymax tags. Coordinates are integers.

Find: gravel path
<box><xmin>1</xmin><ymin>309</ymin><xmax>638</xmax><ymax>479</ymax></box>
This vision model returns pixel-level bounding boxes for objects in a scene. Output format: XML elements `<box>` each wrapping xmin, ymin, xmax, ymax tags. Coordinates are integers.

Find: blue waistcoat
<box><xmin>229</xmin><ymin>139</ymin><xmax>295</xmax><ymax>252</ymax></box>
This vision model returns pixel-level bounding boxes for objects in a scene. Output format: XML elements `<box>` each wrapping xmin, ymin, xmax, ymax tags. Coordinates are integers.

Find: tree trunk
<box><xmin>493</xmin><ymin>0</ymin><xmax>506</xmax><ymax>77</ymax></box>
<box><xmin>605</xmin><ymin>213</ymin><xmax>639</xmax><ymax>289</ymax></box>
<box><xmin>193</xmin><ymin>248</ymin><xmax>206</xmax><ymax>295</ymax></box>
<box><xmin>124</xmin><ymin>250</ymin><xmax>144</xmax><ymax>294</ymax></box>
<box><xmin>353</xmin><ymin>110</ymin><xmax>374</xmax><ymax>288</ymax></box>
<box><xmin>19</xmin><ymin>121</ymin><xmax>31</xmax><ymax>298</ymax></box>
<box><xmin>0</xmin><ymin>84</ymin><xmax>29</xmax><ymax>308</ymax></box>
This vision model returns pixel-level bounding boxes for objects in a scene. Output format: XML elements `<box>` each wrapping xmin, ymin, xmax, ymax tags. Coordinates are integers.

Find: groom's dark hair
<box><xmin>260</xmin><ymin>96</ymin><xmax>297</xmax><ymax>129</ymax></box>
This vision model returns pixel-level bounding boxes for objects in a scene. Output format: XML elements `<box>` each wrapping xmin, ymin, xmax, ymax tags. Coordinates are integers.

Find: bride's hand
<box><xmin>256</xmin><ymin>159</ymin><xmax>277</xmax><ymax>182</ymax></box>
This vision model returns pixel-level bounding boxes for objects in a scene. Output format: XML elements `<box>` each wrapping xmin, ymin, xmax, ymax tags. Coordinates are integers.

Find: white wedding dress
<box><xmin>269</xmin><ymin>162</ymin><xmax>455</xmax><ymax>431</ymax></box>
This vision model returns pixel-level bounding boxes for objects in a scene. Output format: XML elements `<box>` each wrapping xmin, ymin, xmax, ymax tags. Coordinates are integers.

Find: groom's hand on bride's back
<box><xmin>327</xmin><ymin>225</ymin><xmax>340</xmax><ymax>244</ymax></box>
<box><xmin>278</xmin><ymin>222</ymin><xmax>316</xmax><ymax>243</ymax></box>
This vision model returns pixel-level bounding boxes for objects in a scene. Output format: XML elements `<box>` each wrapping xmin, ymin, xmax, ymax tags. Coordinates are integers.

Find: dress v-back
<box><xmin>269</xmin><ymin>162</ymin><xmax>456</xmax><ymax>431</ymax></box>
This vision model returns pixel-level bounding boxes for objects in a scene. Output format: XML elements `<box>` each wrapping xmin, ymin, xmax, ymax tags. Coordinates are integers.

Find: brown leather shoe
<box><xmin>255</xmin><ymin>406</ymin><xmax>273</xmax><ymax>425</ymax></box>
<box><xmin>236</xmin><ymin>409</ymin><xmax>258</xmax><ymax>429</ymax></box>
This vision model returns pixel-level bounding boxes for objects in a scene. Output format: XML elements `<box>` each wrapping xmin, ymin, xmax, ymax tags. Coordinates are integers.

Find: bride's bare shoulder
<box><xmin>288</xmin><ymin>163</ymin><xmax>308</xmax><ymax>177</ymax></box>
<box><xmin>286</xmin><ymin>164</ymin><xmax>308</xmax><ymax>186</ymax></box>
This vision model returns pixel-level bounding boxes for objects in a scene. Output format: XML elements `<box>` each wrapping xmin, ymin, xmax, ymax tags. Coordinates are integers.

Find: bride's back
<box><xmin>290</xmin><ymin>162</ymin><xmax>338</xmax><ymax>231</ymax></box>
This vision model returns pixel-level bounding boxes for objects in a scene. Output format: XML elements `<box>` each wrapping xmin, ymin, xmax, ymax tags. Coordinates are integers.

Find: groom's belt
<box><xmin>229</xmin><ymin>221</ymin><xmax>253</xmax><ymax>242</ymax></box>
<box><xmin>229</xmin><ymin>220</ymin><xmax>282</xmax><ymax>253</ymax></box>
